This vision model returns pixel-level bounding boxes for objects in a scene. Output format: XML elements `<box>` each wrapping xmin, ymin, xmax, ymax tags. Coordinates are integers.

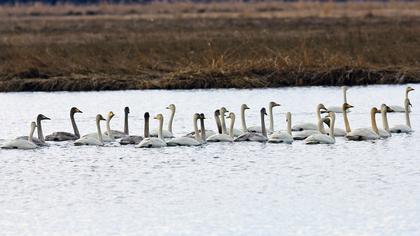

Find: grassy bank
<box><xmin>1</xmin><ymin>2</ymin><xmax>420</xmax><ymax>91</ymax></box>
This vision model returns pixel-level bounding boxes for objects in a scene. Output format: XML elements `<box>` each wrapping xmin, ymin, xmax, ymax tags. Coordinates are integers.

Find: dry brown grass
<box><xmin>1</xmin><ymin>2</ymin><xmax>420</xmax><ymax>91</ymax></box>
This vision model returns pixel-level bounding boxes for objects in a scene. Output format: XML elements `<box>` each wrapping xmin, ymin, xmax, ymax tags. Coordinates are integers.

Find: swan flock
<box><xmin>0</xmin><ymin>86</ymin><xmax>415</xmax><ymax>149</ymax></box>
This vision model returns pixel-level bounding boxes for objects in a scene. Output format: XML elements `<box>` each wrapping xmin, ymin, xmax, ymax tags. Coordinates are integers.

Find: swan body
<box><xmin>167</xmin><ymin>114</ymin><xmax>201</xmax><ymax>146</ymax></box>
<box><xmin>207</xmin><ymin>134</ymin><xmax>234</xmax><ymax>142</ymax></box>
<box><xmin>83</xmin><ymin>112</ymin><xmax>116</xmax><ymax>142</ymax></box>
<box><xmin>150</xmin><ymin>104</ymin><xmax>176</xmax><ymax>138</ymax></box>
<box><xmin>292</xmin><ymin>104</ymin><xmax>327</xmax><ymax>131</ymax></box>
<box><xmin>390</xmin><ymin>98</ymin><xmax>413</xmax><ymax>133</ymax></box>
<box><xmin>235</xmin><ymin>108</ymin><xmax>268</xmax><ymax>142</ymax></box>
<box><xmin>1</xmin><ymin>122</ymin><xmax>38</xmax><ymax>150</ymax></box>
<box><xmin>389</xmin><ymin>87</ymin><xmax>414</xmax><ymax>113</ymax></box>
<box><xmin>268</xmin><ymin>112</ymin><xmax>293</xmax><ymax>144</ymax></box>
<box><xmin>17</xmin><ymin>114</ymin><xmax>50</xmax><ymax>146</ymax></box>
<box><xmin>293</xmin><ymin>130</ymin><xmax>320</xmax><ymax>140</ymax></box>
<box><xmin>137</xmin><ymin>114</ymin><xmax>167</xmax><ymax>148</ymax></box>
<box><xmin>74</xmin><ymin>115</ymin><xmax>106</xmax><ymax>146</ymax></box>
<box><xmin>121</xmin><ymin>112</ymin><xmax>150</xmax><ymax>145</ymax></box>
<box><xmin>327</xmin><ymin>86</ymin><xmax>350</xmax><ymax>113</ymax></box>
<box><xmin>46</xmin><ymin>107</ymin><xmax>82</xmax><ymax>141</ymax></box>
<box><xmin>345</xmin><ymin>107</ymin><xmax>380</xmax><ymax>141</ymax></box>
<box><xmin>305</xmin><ymin>112</ymin><xmax>336</xmax><ymax>144</ymax></box>
<box><xmin>207</xmin><ymin>111</ymin><xmax>235</xmax><ymax>142</ymax></box>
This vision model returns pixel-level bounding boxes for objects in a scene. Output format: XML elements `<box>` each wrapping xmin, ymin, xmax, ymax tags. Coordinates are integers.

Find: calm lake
<box><xmin>0</xmin><ymin>85</ymin><xmax>419</xmax><ymax>235</ymax></box>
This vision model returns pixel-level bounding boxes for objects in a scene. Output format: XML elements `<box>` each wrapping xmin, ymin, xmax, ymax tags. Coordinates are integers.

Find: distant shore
<box><xmin>1</xmin><ymin>2</ymin><xmax>420</xmax><ymax>92</ymax></box>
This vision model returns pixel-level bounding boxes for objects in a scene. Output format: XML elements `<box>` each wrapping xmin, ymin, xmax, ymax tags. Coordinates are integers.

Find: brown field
<box><xmin>1</xmin><ymin>1</ymin><xmax>420</xmax><ymax>91</ymax></box>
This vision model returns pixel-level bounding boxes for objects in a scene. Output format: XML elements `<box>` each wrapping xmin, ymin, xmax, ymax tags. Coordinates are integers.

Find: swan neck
<box><xmin>371</xmin><ymin>109</ymin><xmax>379</xmax><ymax>134</ymax></box>
<box><xmin>381</xmin><ymin>109</ymin><xmax>390</xmax><ymax>132</ymax></box>
<box><xmin>124</xmin><ymin>111</ymin><xmax>129</xmax><ymax>135</ymax></box>
<box><xmin>200</xmin><ymin>118</ymin><xmax>206</xmax><ymax>142</ymax></box>
<box><xmin>287</xmin><ymin>114</ymin><xmax>292</xmax><ymax>135</ymax></box>
<box><xmin>405</xmin><ymin>103</ymin><xmax>411</xmax><ymax>128</ymax></box>
<box><xmin>36</xmin><ymin>118</ymin><xmax>45</xmax><ymax>143</ymax></box>
<box><xmin>29</xmin><ymin>124</ymin><xmax>35</xmax><ymax>142</ymax></box>
<box><xmin>329</xmin><ymin>116</ymin><xmax>335</xmax><ymax>138</ymax></box>
<box><xmin>269</xmin><ymin>106</ymin><xmax>274</xmax><ymax>133</ymax></box>
<box><xmin>215</xmin><ymin>113</ymin><xmax>222</xmax><ymax>134</ymax></box>
<box><xmin>144</xmin><ymin>117</ymin><xmax>150</xmax><ymax>138</ymax></box>
<box><xmin>316</xmin><ymin>106</ymin><xmax>321</xmax><ymax>120</ymax></box>
<box><xmin>229</xmin><ymin>116</ymin><xmax>235</xmax><ymax>138</ymax></box>
<box><xmin>168</xmin><ymin>108</ymin><xmax>175</xmax><ymax>133</ymax></box>
<box><xmin>106</xmin><ymin>118</ymin><xmax>114</xmax><ymax>140</ymax></box>
<box><xmin>241</xmin><ymin>108</ymin><xmax>247</xmax><ymax>132</ymax></box>
<box><xmin>193</xmin><ymin>117</ymin><xmax>200</xmax><ymax>141</ymax></box>
<box><xmin>343</xmin><ymin>108</ymin><xmax>351</xmax><ymax>133</ymax></box>
<box><xmin>96</xmin><ymin>119</ymin><xmax>103</xmax><ymax>143</ymax></box>
<box><xmin>221</xmin><ymin>112</ymin><xmax>227</xmax><ymax>134</ymax></box>
<box><xmin>158</xmin><ymin>118</ymin><xmax>164</xmax><ymax>140</ymax></box>
<box><xmin>70</xmin><ymin>111</ymin><xmax>80</xmax><ymax>138</ymax></box>
<box><xmin>261</xmin><ymin>112</ymin><xmax>267</xmax><ymax>138</ymax></box>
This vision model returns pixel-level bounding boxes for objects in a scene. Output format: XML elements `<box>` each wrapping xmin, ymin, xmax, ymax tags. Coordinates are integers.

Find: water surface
<box><xmin>0</xmin><ymin>85</ymin><xmax>419</xmax><ymax>235</ymax></box>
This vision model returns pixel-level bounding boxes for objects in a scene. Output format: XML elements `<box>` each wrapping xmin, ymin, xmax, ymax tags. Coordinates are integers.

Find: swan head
<box><xmin>241</xmin><ymin>104</ymin><xmax>250</xmax><ymax>110</ymax></box>
<box><xmin>378</xmin><ymin>104</ymin><xmax>393</xmax><ymax>113</ymax></box>
<box><xmin>96</xmin><ymin>114</ymin><xmax>106</xmax><ymax>122</ymax></box>
<box><xmin>269</xmin><ymin>101</ymin><xmax>281</xmax><ymax>108</ymax></box>
<box><xmin>342</xmin><ymin>103</ymin><xmax>354</xmax><ymax>111</ymax></box>
<box><xmin>200</xmin><ymin>113</ymin><xmax>206</xmax><ymax>120</ymax></box>
<box><xmin>71</xmin><ymin>107</ymin><xmax>82</xmax><ymax>114</ymax></box>
<box><xmin>193</xmin><ymin>113</ymin><xmax>200</xmax><ymax>121</ymax></box>
<box><xmin>260</xmin><ymin>108</ymin><xmax>267</xmax><ymax>116</ymax></box>
<box><xmin>31</xmin><ymin>121</ymin><xmax>37</xmax><ymax>129</ymax></box>
<box><xmin>166</xmin><ymin>104</ymin><xmax>176</xmax><ymax>111</ymax></box>
<box><xmin>37</xmin><ymin>114</ymin><xmax>50</xmax><ymax>121</ymax></box>
<box><xmin>108</xmin><ymin>111</ymin><xmax>115</xmax><ymax>120</ymax></box>
<box><xmin>226</xmin><ymin>112</ymin><xmax>235</xmax><ymax>120</ymax></box>
<box><xmin>154</xmin><ymin>114</ymin><xmax>164</xmax><ymax>121</ymax></box>
<box><xmin>144</xmin><ymin>112</ymin><xmax>150</xmax><ymax>119</ymax></box>
<box><xmin>318</xmin><ymin>104</ymin><xmax>328</xmax><ymax>113</ymax></box>
<box><xmin>407</xmin><ymin>86</ymin><xmax>415</xmax><ymax>92</ymax></box>
<box><xmin>124</xmin><ymin>107</ymin><xmax>130</xmax><ymax>114</ymax></box>
<box><xmin>214</xmin><ymin>109</ymin><xmax>220</xmax><ymax>116</ymax></box>
<box><xmin>326</xmin><ymin>111</ymin><xmax>336</xmax><ymax>120</ymax></box>
<box><xmin>371</xmin><ymin>107</ymin><xmax>379</xmax><ymax>115</ymax></box>
<box><xmin>220</xmin><ymin>107</ymin><xmax>229</xmax><ymax>114</ymax></box>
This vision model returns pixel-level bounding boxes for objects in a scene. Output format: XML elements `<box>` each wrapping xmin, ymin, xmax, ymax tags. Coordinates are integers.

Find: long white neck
<box><xmin>241</xmin><ymin>107</ymin><xmax>247</xmax><ymax>133</ymax></box>
<box><xmin>193</xmin><ymin>117</ymin><xmax>200</xmax><ymax>141</ymax></box>
<box><xmin>343</xmin><ymin>107</ymin><xmax>351</xmax><ymax>133</ymax></box>
<box><xmin>371</xmin><ymin>109</ymin><xmax>379</xmax><ymax>135</ymax></box>
<box><xmin>286</xmin><ymin>113</ymin><xmax>292</xmax><ymax>135</ymax></box>
<box><xmin>381</xmin><ymin>108</ymin><xmax>390</xmax><ymax>132</ymax></box>
<box><xmin>316</xmin><ymin>105</ymin><xmax>322</xmax><ymax>121</ymax></box>
<box><xmin>124</xmin><ymin>111</ymin><xmax>129</xmax><ymax>135</ymax></box>
<box><xmin>158</xmin><ymin>118</ymin><xmax>164</xmax><ymax>140</ymax></box>
<box><xmin>343</xmin><ymin>88</ymin><xmax>347</xmax><ymax>103</ymax></box>
<box><xmin>200</xmin><ymin>118</ymin><xmax>206</xmax><ymax>142</ymax></box>
<box><xmin>96</xmin><ymin>119</ymin><xmax>103</xmax><ymax>144</ymax></box>
<box><xmin>405</xmin><ymin>89</ymin><xmax>409</xmax><ymax>99</ymax></box>
<box><xmin>405</xmin><ymin>102</ymin><xmax>411</xmax><ymax>128</ymax></box>
<box><xmin>261</xmin><ymin>113</ymin><xmax>267</xmax><ymax>138</ymax></box>
<box><xmin>36</xmin><ymin>118</ymin><xmax>45</xmax><ymax>143</ymax></box>
<box><xmin>229</xmin><ymin>116</ymin><xmax>235</xmax><ymax>138</ymax></box>
<box><xmin>269</xmin><ymin>105</ymin><xmax>274</xmax><ymax>133</ymax></box>
<box><xmin>329</xmin><ymin>116</ymin><xmax>335</xmax><ymax>139</ymax></box>
<box><xmin>168</xmin><ymin>108</ymin><xmax>175</xmax><ymax>133</ymax></box>
<box><xmin>28</xmin><ymin>124</ymin><xmax>36</xmax><ymax>142</ymax></box>
<box><xmin>106</xmin><ymin>118</ymin><xmax>115</xmax><ymax>141</ymax></box>
<box><xmin>221</xmin><ymin>112</ymin><xmax>227</xmax><ymax>134</ymax></box>
<box><xmin>317</xmin><ymin>118</ymin><xmax>324</xmax><ymax>133</ymax></box>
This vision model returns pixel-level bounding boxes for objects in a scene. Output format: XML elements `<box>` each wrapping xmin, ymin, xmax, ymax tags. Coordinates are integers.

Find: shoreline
<box><xmin>1</xmin><ymin>67</ymin><xmax>418</xmax><ymax>92</ymax></box>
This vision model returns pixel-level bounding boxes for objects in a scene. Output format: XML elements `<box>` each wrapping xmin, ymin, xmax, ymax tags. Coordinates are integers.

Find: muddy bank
<box><xmin>0</xmin><ymin>68</ymin><xmax>418</xmax><ymax>92</ymax></box>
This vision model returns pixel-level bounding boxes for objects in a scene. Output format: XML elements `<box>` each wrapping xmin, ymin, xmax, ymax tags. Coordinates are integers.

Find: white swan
<box><xmin>105</xmin><ymin>106</ymin><xmax>130</xmax><ymax>138</ymax></box>
<box><xmin>17</xmin><ymin>114</ymin><xmax>50</xmax><ymax>146</ymax></box>
<box><xmin>305</xmin><ymin>112</ymin><xmax>336</xmax><ymax>144</ymax></box>
<box><xmin>377</xmin><ymin>104</ymin><xmax>393</xmax><ymax>138</ymax></box>
<box><xmin>120</xmin><ymin>112</ymin><xmax>148</xmax><ymax>145</ymax></box>
<box><xmin>327</xmin><ymin>86</ymin><xmax>350</xmax><ymax>113</ymax></box>
<box><xmin>268</xmin><ymin>112</ymin><xmax>293</xmax><ymax>144</ymax></box>
<box><xmin>345</xmin><ymin>107</ymin><xmax>380</xmax><ymax>141</ymax></box>
<box><xmin>150</xmin><ymin>104</ymin><xmax>175</xmax><ymax>138</ymax></box>
<box><xmin>74</xmin><ymin>114</ymin><xmax>106</xmax><ymax>146</ymax></box>
<box><xmin>390</xmin><ymin>98</ymin><xmax>413</xmax><ymax>133</ymax></box>
<box><xmin>1</xmin><ymin>122</ymin><xmax>38</xmax><ymax>150</ymax></box>
<box><xmin>136</xmin><ymin>114</ymin><xmax>167</xmax><ymax>148</ymax></box>
<box><xmin>389</xmin><ymin>87</ymin><xmax>414</xmax><ymax>113</ymax></box>
<box><xmin>184</xmin><ymin>110</ymin><xmax>218</xmax><ymax>139</ymax></box>
<box><xmin>207</xmin><ymin>112</ymin><xmax>235</xmax><ymax>142</ymax></box>
<box><xmin>248</xmin><ymin>101</ymin><xmax>280</xmax><ymax>133</ymax></box>
<box><xmin>167</xmin><ymin>113</ymin><xmax>201</xmax><ymax>146</ymax></box>
<box><xmin>46</xmin><ymin>107</ymin><xmax>82</xmax><ymax>141</ymax></box>
<box><xmin>292</xmin><ymin>104</ymin><xmax>327</xmax><ymax>131</ymax></box>
<box><xmin>235</xmin><ymin>108</ymin><xmax>268</xmax><ymax>142</ymax></box>
<box><xmin>325</xmin><ymin>103</ymin><xmax>353</xmax><ymax>136</ymax></box>
<box><xmin>83</xmin><ymin>112</ymin><xmax>115</xmax><ymax>142</ymax></box>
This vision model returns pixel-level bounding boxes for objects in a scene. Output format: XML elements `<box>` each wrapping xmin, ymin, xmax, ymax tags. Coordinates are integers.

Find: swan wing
<box><xmin>304</xmin><ymin>134</ymin><xmax>334</xmax><ymax>144</ymax></box>
<box><xmin>46</xmin><ymin>132</ymin><xmax>78</xmax><ymax>141</ymax></box>
<box><xmin>150</xmin><ymin>129</ymin><xmax>174</xmax><ymax>138</ymax></box>
<box><xmin>390</xmin><ymin>125</ymin><xmax>413</xmax><ymax>133</ymax></box>
<box><xmin>346</xmin><ymin>128</ymin><xmax>379</xmax><ymax>141</ymax></box>
<box><xmin>268</xmin><ymin>132</ymin><xmax>293</xmax><ymax>144</ymax></box>
<box><xmin>1</xmin><ymin>139</ymin><xmax>38</xmax><ymax>149</ymax></box>
<box><xmin>136</xmin><ymin>137</ymin><xmax>167</xmax><ymax>148</ymax></box>
<box><xmin>167</xmin><ymin>137</ymin><xmax>200</xmax><ymax>146</ymax></box>
<box><xmin>207</xmin><ymin>134</ymin><xmax>233</xmax><ymax>142</ymax></box>
<box><xmin>293</xmin><ymin>130</ymin><xmax>319</xmax><ymax>140</ymax></box>
<box><xmin>119</xmin><ymin>135</ymin><xmax>143</xmax><ymax>145</ymax></box>
<box><xmin>388</xmin><ymin>105</ymin><xmax>410</xmax><ymax>113</ymax></box>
